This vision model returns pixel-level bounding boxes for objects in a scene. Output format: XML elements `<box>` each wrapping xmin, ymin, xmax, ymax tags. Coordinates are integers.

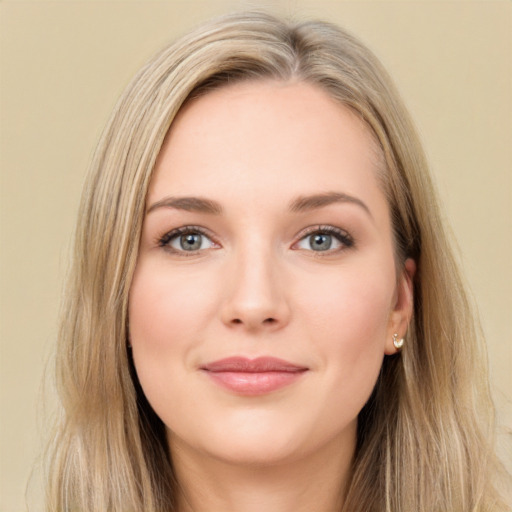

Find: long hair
<box><xmin>45</xmin><ymin>11</ymin><xmax>510</xmax><ymax>511</ymax></box>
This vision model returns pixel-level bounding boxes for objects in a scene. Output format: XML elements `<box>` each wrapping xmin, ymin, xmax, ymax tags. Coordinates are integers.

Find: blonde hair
<box><xmin>46</xmin><ymin>11</ymin><xmax>510</xmax><ymax>511</ymax></box>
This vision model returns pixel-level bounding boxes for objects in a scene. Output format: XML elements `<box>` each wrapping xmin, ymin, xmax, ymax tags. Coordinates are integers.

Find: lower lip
<box><xmin>202</xmin><ymin>370</ymin><xmax>307</xmax><ymax>395</ymax></box>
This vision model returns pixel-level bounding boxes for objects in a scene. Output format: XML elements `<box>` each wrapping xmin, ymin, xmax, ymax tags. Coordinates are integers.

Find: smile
<box><xmin>200</xmin><ymin>357</ymin><xmax>309</xmax><ymax>395</ymax></box>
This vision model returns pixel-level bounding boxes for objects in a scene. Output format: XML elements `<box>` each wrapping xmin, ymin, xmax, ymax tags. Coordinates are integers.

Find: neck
<box><xmin>170</xmin><ymin>432</ymin><xmax>355</xmax><ymax>512</ymax></box>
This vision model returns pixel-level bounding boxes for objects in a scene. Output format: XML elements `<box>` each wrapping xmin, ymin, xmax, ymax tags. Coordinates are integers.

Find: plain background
<box><xmin>1</xmin><ymin>1</ymin><xmax>510</xmax><ymax>510</ymax></box>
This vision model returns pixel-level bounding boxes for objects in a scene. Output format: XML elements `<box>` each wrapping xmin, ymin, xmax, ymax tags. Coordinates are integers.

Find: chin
<box><xmin>167</xmin><ymin>410</ymin><xmax>356</xmax><ymax>470</ymax></box>
<box><xmin>204</xmin><ymin>436</ymin><xmax>310</xmax><ymax>468</ymax></box>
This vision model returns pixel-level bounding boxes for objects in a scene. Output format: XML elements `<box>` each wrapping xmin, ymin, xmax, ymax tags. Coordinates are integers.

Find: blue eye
<box><xmin>174</xmin><ymin>233</ymin><xmax>204</xmax><ymax>251</ymax></box>
<box><xmin>159</xmin><ymin>228</ymin><xmax>216</xmax><ymax>253</ymax></box>
<box><xmin>308</xmin><ymin>233</ymin><xmax>333</xmax><ymax>251</ymax></box>
<box><xmin>295</xmin><ymin>227</ymin><xmax>353</xmax><ymax>252</ymax></box>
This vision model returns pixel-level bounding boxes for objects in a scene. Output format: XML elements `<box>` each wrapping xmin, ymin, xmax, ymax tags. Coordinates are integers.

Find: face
<box><xmin>129</xmin><ymin>80</ymin><xmax>414</xmax><ymax>468</ymax></box>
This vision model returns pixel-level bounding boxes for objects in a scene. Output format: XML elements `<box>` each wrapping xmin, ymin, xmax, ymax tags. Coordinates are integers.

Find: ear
<box><xmin>384</xmin><ymin>258</ymin><xmax>416</xmax><ymax>355</ymax></box>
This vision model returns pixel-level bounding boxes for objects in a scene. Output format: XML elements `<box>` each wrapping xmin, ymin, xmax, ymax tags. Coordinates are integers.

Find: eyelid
<box><xmin>292</xmin><ymin>225</ymin><xmax>354</xmax><ymax>251</ymax></box>
<box><xmin>156</xmin><ymin>225</ymin><xmax>220</xmax><ymax>254</ymax></box>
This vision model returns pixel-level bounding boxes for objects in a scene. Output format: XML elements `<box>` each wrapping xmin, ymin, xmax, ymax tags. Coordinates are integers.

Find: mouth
<box><xmin>200</xmin><ymin>356</ymin><xmax>309</xmax><ymax>395</ymax></box>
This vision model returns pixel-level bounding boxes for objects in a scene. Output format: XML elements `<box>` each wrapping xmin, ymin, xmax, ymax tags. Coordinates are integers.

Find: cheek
<box><xmin>295</xmin><ymin>260</ymin><xmax>394</xmax><ymax>393</ymax></box>
<box><xmin>129</xmin><ymin>261</ymin><xmax>215</xmax><ymax>349</ymax></box>
<box><xmin>127</xmin><ymin>260</ymin><xmax>219</xmax><ymax>408</ymax></box>
<box><xmin>300</xmin><ymin>259</ymin><xmax>394</xmax><ymax>338</ymax></box>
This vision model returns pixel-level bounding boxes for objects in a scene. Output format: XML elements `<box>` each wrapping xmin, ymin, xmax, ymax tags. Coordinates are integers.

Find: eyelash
<box><xmin>156</xmin><ymin>224</ymin><xmax>354</xmax><ymax>256</ymax></box>
<box><xmin>157</xmin><ymin>225</ymin><xmax>217</xmax><ymax>256</ymax></box>
<box><xmin>295</xmin><ymin>225</ymin><xmax>354</xmax><ymax>252</ymax></box>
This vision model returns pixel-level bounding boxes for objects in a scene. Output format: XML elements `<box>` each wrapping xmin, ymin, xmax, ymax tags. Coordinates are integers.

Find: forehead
<box><xmin>149</xmin><ymin>80</ymin><xmax>386</xmax><ymax>216</ymax></box>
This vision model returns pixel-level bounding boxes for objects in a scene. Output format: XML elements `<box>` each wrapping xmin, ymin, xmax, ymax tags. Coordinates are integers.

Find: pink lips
<box><xmin>200</xmin><ymin>357</ymin><xmax>308</xmax><ymax>395</ymax></box>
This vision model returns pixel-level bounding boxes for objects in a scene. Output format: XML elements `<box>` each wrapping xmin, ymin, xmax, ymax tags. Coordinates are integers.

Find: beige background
<box><xmin>1</xmin><ymin>1</ymin><xmax>510</xmax><ymax>510</ymax></box>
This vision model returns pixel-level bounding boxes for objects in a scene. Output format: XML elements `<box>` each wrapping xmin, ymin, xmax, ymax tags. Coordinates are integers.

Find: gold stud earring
<box><xmin>393</xmin><ymin>333</ymin><xmax>404</xmax><ymax>350</ymax></box>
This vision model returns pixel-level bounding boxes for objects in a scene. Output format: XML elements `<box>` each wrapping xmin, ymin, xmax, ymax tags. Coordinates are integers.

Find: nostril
<box><xmin>230</xmin><ymin>317</ymin><xmax>276</xmax><ymax>325</ymax></box>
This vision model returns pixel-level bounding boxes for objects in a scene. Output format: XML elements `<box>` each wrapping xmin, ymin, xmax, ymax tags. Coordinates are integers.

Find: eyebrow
<box><xmin>289</xmin><ymin>192</ymin><xmax>372</xmax><ymax>218</ymax></box>
<box><xmin>147</xmin><ymin>191</ymin><xmax>371</xmax><ymax>218</ymax></box>
<box><xmin>147</xmin><ymin>196</ymin><xmax>223</xmax><ymax>215</ymax></box>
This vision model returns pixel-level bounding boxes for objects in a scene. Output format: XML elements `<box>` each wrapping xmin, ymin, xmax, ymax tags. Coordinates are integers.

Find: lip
<box><xmin>200</xmin><ymin>357</ymin><xmax>308</xmax><ymax>395</ymax></box>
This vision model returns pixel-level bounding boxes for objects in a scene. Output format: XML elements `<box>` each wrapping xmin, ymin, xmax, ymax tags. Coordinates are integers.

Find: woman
<box><xmin>45</xmin><ymin>11</ymin><xmax>510</xmax><ymax>511</ymax></box>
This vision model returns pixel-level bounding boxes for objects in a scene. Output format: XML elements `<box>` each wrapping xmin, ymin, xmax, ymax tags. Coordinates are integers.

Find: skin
<box><xmin>129</xmin><ymin>80</ymin><xmax>415</xmax><ymax>512</ymax></box>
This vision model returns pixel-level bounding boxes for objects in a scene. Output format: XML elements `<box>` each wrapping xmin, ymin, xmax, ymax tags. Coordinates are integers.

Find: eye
<box><xmin>294</xmin><ymin>226</ymin><xmax>353</xmax><ymax>252</ymax></box>
<box><xmin>159</xmin><ymin>227</ymin><xmax>217</xmax><ymax>254</ymax></box>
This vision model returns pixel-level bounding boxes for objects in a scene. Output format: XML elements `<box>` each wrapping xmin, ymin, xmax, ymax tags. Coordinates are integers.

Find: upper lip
<box><xmin>200</xmin><ymin>356</ymin><xmax>308</xmax><ymax>373</ymax></box>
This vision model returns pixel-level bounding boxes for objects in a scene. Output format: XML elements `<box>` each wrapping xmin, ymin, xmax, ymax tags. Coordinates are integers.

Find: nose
<box><xmin>220</xmin><ymin>245</ymin><xmax>291</xmax><ymax>332</ymax></box>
